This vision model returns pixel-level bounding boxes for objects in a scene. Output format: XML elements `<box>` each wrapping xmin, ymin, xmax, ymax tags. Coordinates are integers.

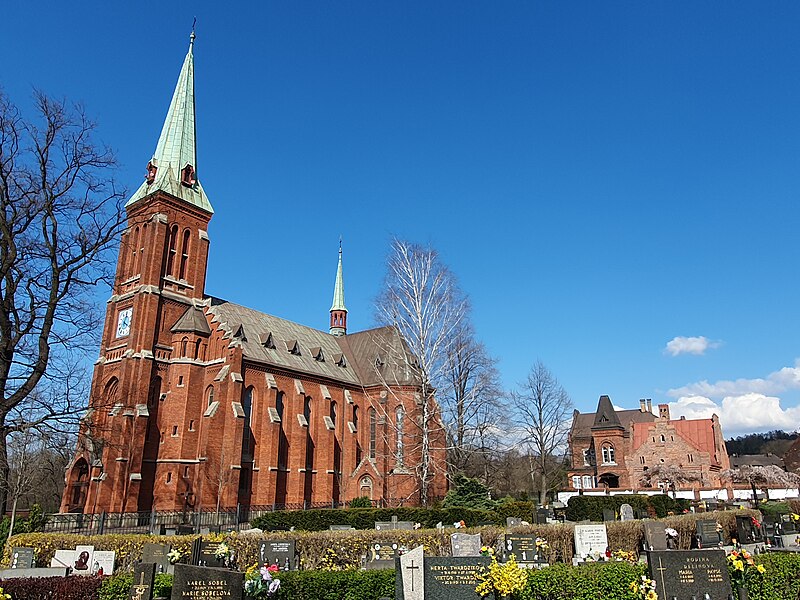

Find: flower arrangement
<box><xmin>479</xmin><ymin>546</ymin><xmax>495</xmax><ymax>557</ymax></box>
<box><xmin>751</xmin><ymin>516</ymin><xmax>761</xmax><ymax>529</ymax></box>
<box><xmin>475</xmin><ymin>554</ymin><xmax>528</xmax><ymax>598</ymax></box>
<box><xmin>727</xmin><ymin>549</ymin><xmax>766</xmax><ymax>591</ymax></box>
<box><xmin>535</xmin><ymin>537</ymin><xmax>549</xmax><ymax>553</ymax></box>
<box><xmin>629</xmin><ymin>575</ymin><xmax>658</xmax><ymax>600</ymax></box>
<box><xmin>214</xmin><ymin>542</ymin><xmax>236</xmax><ymax>568</ymax></box>
<box><xmin>790</xmin><ymin>513</ymin><xmax>800</xmax><ymax>523</ymax></box>
<box><xmin>167</xmin><ymin>548</ymin><xmax>183</xmax><ymax>564</ymax></box>
<box><xmin>665</xmin><ymin>528</ymin><xmax>678</xmax><ymax>539</ymax></box>
<box><xmin>244</xmin><ymin>563</ymin><xmax>281</xmax><ymax>599</ymax></box>
<box><xmin>612</xmin><ymin>550</ymin><xmax>636</xmax><ymax>563</ymax></box>
<box><xmin>0</xmin><ymin>587</ymin><xmax>10</xmax><ymax>600</ymax></box>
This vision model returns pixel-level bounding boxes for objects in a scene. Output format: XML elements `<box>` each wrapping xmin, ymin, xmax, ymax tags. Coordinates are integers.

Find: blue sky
<box><xmin>4</xmin><ymin>2</ymin><xmax>800</xmax><ymax>437</ymax></box>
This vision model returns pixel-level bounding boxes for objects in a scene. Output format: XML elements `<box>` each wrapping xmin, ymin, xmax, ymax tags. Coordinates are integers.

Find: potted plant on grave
<box><xmin>628</xmin><ymin>575</ymin><xmax>658</xmax><ymax>600</ymax></box>
<box><xmin>244</xmin><ymin>563</ymin><xmax>281</xmax><ymax>599</ymax></box>
<box><xmin>726</xmin><ymin>548</ymin><xmax>766</xmax><ymax>600</ymax></box>
<box><xmin>214</xmin><ymin>542</ymin><xmax>236</xmax><ymax>569</ymax></box>
<box><xmin>475</xmin><ymin>554</ymin><xmax>528</xmax><ymax>600</ymax></box>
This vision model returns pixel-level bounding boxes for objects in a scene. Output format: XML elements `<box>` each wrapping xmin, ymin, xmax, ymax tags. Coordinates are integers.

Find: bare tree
<box><xmin>0</xmin><ymin>90</ymin><xmax>125</xmax><ymax>510</ymax></box>
<box><xmin>202</xmin><ymin>447</ymin><xmax>236</xmax><ymax>525</ymax></box>
<box><xmin>723</xmin><ymin>465</ymin><xmax>800</xmax><ymax>505</ymax></box>
<box><xmin>512</xmin><ymin>361</ymin><xmax>573</xmax><ymax>505</ymax></box>
<box><xmin>441</xmin><ymin>324</ymin><xmax>504</xmax><ymax>477</ymax></box>
<box><xmin>375</xmin><ymin>239</ymin><xmax>467</xmax><ymax>504</ymax></box>
<box><xmin>639</xmin><ymin>464</ymin><xmax>701</xmax><ymax>498</ymax></box>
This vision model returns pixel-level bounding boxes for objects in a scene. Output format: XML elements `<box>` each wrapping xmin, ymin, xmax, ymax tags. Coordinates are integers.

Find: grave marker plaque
<box><xmin>504</xmin><ymin>534</ymin><xmax>548</xmax><ymax>566</ymax></box>
<box><xmin>50</xmin><ymin>549</ymin><xmax>75</xmax><ymax>569</ymax></box>
<box><xmin>423</xmin><ymin>556</ymin><xmax>489</xmax><ymax>600</ymax></box>
<box><xmin>573</xmin><ymin>523</ymin><xmax>608</xmax><ymax>558</ymax></box>
<box><xmin>619</xmin><ymin>503</ymin><xmax>634</xmax><ymax>521</ymax></box>
<box><xmin>258</xmin><ymin>540</ymin><xmax>297</xmax><ymax>570</ymax></box>
<box><xmin>535</xmin><ymin>508</ymin><xmax>550</xmax><ymax>525</ymax></box>
<box><xmin>93</xmin><ymin>550</ymin><xmax>116</xmax><ymax>575</ymax></box>
<box><xmin>451</xmin><ymin>533</ymin><xmax>482</xmax><ymax>557</ymax></box>
<box><xmin>329</xmin><ymin>525</ymin><xmax>355</xmax><ymax>531</ymax></box>
<box><xmin>142</xmin><ymin>543</ymin><xmax>171</xmax><ymax>573</ymax></box>
<box><xmin>10</xmin><ymin>547</ymin><xmax>34</xmax><ymax>569</ymax></box>
<box><xmin>735</xmin><ymin>515</ymin><xmax>763</xmax><ymax>544</ymax></box>
<box><xmin>648</xmin><ymin>549</ymin><xmax>732</xmax><ymax>600</ymax></box>
<box><xmin>397</xmin><ymin>545</ymin><xmax>424</xmax><ymax>600</ymax></box>
<box><xmin>376</xmin><ymin>515</ymin><xmax>415</xmax><ymax>531</ymax></box>
<box><xmin>367</xmin><ymin>541</ymin><xmax>399</xmax><ymax>570</ymax></box>
<box><xmin>129</xmin><ymin>563</ymin><xmax>156</xmax><ymax>600</ymax></box>
<box><xmin>170</xmin><ymin>564</ymin><xmax>243</xmax><ymax>600</ymax></box>
<box><xmin>193</xmin><ymin>539</ymin><xmax>224</xmax><ymax>568</ymax></box>
<box><xmin>781</xmin><ymin>514</ymin><xmax>798</xmax><ymax>535</ymax></box>
<box><xmin>643</xmin><ymin>521</ymin><xmax>668</xmax><ymax>551</ymax></box>
<box><xmin>602</xmin><ymin>508</ymin><xmax>615</xmax><ymax>522</ymax></box>
<box><xmin>695</xmin><ymin>520</ymin><xmax>723</xmax><ymax>548</ymax></box>
<box><xmin>73</xmin><ymin>545</ymin><xmax>95</xmax><ymax>573</ymax></box>
<box><xmin>506</xmin><ymin>517</ymin><xmax>522</xmax><ymax>528</ymax></box>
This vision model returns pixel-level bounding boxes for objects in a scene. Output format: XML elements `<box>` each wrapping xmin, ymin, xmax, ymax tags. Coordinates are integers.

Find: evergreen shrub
<box><xmin>565</xmin><ymin>494</ymin><xmax>688</xmax><ymax>521</ymax></box>
<box><xmin>0</xmin><ymin>575</ymin><xmax>102</xmax><ymax>600</ymax></box>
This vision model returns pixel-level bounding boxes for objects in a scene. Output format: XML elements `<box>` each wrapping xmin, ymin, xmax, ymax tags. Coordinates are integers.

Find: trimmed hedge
<box><xmin>0</xmin><ymin>575</ymin><xmax>102</xmax><ymax>600</ymax></box>
<box><xmin>99</xmin><ymin>573</ymin><xmax>173</xmax><ymax>600</ymax></box>
<box><xmin>251</xmin><ymin>506</ymin><xmax>497</xmax><ymax>531</ymax></box>
<box><xmin>275</xmin><ymin>569</ymin><xmax>395</xmax><ymax>600</ymax></box>
<box><xmin>521</xmin><ymin>561</ymin><xmax>646</xmax><ymax>600</ymax></box>
<box><xmin>565</xmin><ymin>494</ymin><xmax>689</xmax><ymax>521</ymax></box>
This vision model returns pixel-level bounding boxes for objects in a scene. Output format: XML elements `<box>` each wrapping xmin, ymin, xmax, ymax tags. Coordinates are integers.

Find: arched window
<box><xmin>242</xmin><ymin>387</ymin><xmax>254</xmax><ymax>452</ymax></box>
<box><xmin>194</xmin><ymin>339</ymin><xmax>201</xmax><ymax>359</ymax></box>
<box><xmin>179</xmin><ymin>229</ymin><xmax>191</xmax><ymax>280</ymax></box>
<box><xmin>102</xmin><ymin>378</ymin><xmax>119</xmax><ymax>412</ymax></box>
<box><xmin>352</xmin><ymin>405</ymin><xmax>359</xmax><ymax>431</ymax></box>
<box><xmin>181</xmin><ymin>337</ymin><xmax>188</xmax><ymax>356</ymax></box>
<box><xmin>166</xmin><ymin>224</ymin><xmax>179</xmax><ymax>276</ymax></box>
<box><xmin>206</xmin><ymin>385</ymin><xmax>215</xmax><ymax>406</ymax></box>
<box><xmin>330</xmin><ymin>401</ymin><xmax>337</xmax><ymax>427</ymax></box>
<box><xmin>660</xmin><ymin>434</ymin><xmax>666</xmax><ymax>443</ymax></box>
<box><xmin>139</xmin><ymin>223</ymin><xmax>147</xmax><ymax>272</ymax></box>
<box><xmin>304</xmin><ymin>397</ymin><xmax>311</xmax><ymax>422</ymax></box>
<box><xmin>369</xmin><ymin>408</ymin><xmax>376</xmax><ymax>459</ymax></box>
<box><xmin>601</xmin><ymin>444</ymin><xmax>616</xmax><ymax>465</ymax></box>
<box><xmin>359</xmin><ymin>476</ymin><xmax>373</xmax><ymax>500</ymax></box>
<box><xmin>130</xmin><ymin>227</ymin><xmax>140</xmax><ymax>275</ymax></box>
<box><xmin>395</xmin><ymin>406</ymin><xmax>405</xmax><ymax>466</ymax></box>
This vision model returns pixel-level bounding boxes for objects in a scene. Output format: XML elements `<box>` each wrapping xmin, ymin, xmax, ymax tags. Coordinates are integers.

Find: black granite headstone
<box><xmin>762</xmin><ymin>516</ymin><xmax>778</xmax><ymax>539</ymax></box>
<box><xmin>780</xmin><ymin>514</ymin><xmax>798</xmax><ymax>535</ymax></box>
<box><xmin>424</xmin><ymin>556</ymin><xmax>490</xmax><ymax>600</ymax></box>
<box><xmin>648</xmin><ymin>549</ymin><xmax>732</xmax><ymax>600</ymax></box>
<box><xmin>642</xmin><ymin>522</ymin><xmax>667</xmax><ymax>551</ymax></box>
<box><xmin>367</xmin><ymin>541</ymin><xmax>399</xmax><ymax>570</ymax></box>
<box><xmin>735</xmin><ymin>515</ymin><xmax>763</xmax><ymax>544</ymax></box>
<box><xmin>535</xmin><ymin>508</ymin><xmax>550</xmax><ymax>525</ymax></box>
<box><xmin>170</xmin><ymin>564</ymin><xmax>243</xmax><ymax>600</ymax></box>
<box><xmin>602</xmin><ymin>508</ymin><xmax>615</xmax><ymax>522</ymax></box>
<box><xmin>192</xmin><ymin>539</ymin><xmax>225</xmax><ymax>568</ymax></box>
<box><xmin>129</xmin><ymin>563</ymin><xmax>156</xmax><ymax>600</ymax></box>
<box><xmin>695</xmin><ymin>520</ymin><xmax>723</xmax><ymax>548</ymax></box>
<box><xmin>10</xmin><ymin>547</ymin><xmax>35</xmax><ymax>569</ymax></box>
<box><xmin>504</xmin><ymin>534</ymin><xmax>548</xmax><ymax>566</ymax></box>
<box><xmin>258</xmin><ymin>540</ymin><xmax>297</xmax><ymax>570</ymax></box>
<box><xmin>142</xmin><ymin>543</ymin><xmax>171</xmax><ymax>573</ymax></box>
<box><xmin>505</xmin><ymin>517</ymin><xmax>522</xmax><ymax>528</ymax></box>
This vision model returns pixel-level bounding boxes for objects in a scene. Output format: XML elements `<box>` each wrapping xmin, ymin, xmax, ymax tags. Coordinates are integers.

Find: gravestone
<box><xmin>762</xmin><ymin>516</ymin><xmax>778</xmax><ymax>541</ymax></box>
<box><xmin>643</xmin><ymin>521</ymin><xmax>668</xmax><ymax>551</ymax></box>
<box><xmin>506</xmin><ymin>517</ymin><xmax>522</xmax><ymax>528</ymax></box>
<box><xmin>695</xmin><ymin>519</ymin><xmax>723</xmax><ymax>548</ymax></box>
<box><xmin>142</xmin><ymin>543</ymin><xmax>171</xmax><ymax>574</ymax></box>
<box><xmin>0</xmin><ymin>567</ymin><xmax>68</xmax><ymax>579</ymax></box>
<box><xmin>73</xmin><ymin>545</ymin><xmax>95</xmax><ymax>573</ymax></box>
<box><xmin>451</xmin><ymin>532</ymin><xmax>482</xmax><ymax>557</ymax></box>
<box><xmin>602</xmin><ymin>508</ymin><xmax>615</xmax><ymax>522</ymax></box>
<box><xmin>193</xmin><ymin>539</ymin><xmax>224</xmax><ymax>568</ymax></box>
<box><xmin>367</xmin><ymin>541</ymin><xmax>399</xmax><ymax>570</ymax></box>
<box><xmin>573</xmin><ymin>523</ymin><xmax>608</xmax><ymax>558</ymax></box>
<box><xmin>94</xmin><ymin>550</ymin><xmax>116</xmax><ymax>575</ymax></box>
<box><xmin>648</xmin><ymin>549</ymin><xmax>732</xmax><ymax>600</ymax></box>
<box><xmin>376</xmin><ymin>515</ymin><xmax>415</xmax><ymax>531</ymax></box>
<box><xmin>50</xmin><ymin>549</ymin><xmax>75</xmax><ymax>569</ymax></box>
<box><xmin>398</xmin><ymin>545</ymin><xmax>424</xmax><ymax>600</ymax></box>
<box><xmin>423</xmin><ymin>556</ymin><xmax>489</xmax><ymax>600</ymax></box>
<box><xmin>170</xmin><ymin>564</ymin><xmax>243</xmax><ymax>600</ymax></box>
<box><xmin>619</xmin><ymin>503</ymin><xmax>634</xmax><ymax>521</ymax></box>
<box><xmin>780</xmin><ymin>514</ymin><xmax>798</xmax><ymax>535</ymax></box>
<box><xmin>258</xmin><ymin>540</ymin><xmax>297</xmax><ymax>570</ymax></box>
<box><xmin>735</xmin><ymin>515</ymin><xmax>763</xmax><ymax>544</ymax></box>
<box><xmin>505</xmin><ymin>534</ymin><xmax>548</xmax><ymax>566</ymax></box>
<box><xmin>535</xmin><ymin>508</ymin><xmax>550</xmax><ymax>524</ymax></box>
<box><xmin>10</xmin><ymin>547</ymin><xmax>35</xmax><ymax>569</ymax></box>
<box><xmin>129</xmin><ymin>563</ymin><xmax>156</xmax><ymax>600</ymax></box>
<box><xmin>329</xmin><ymin>525</ymin><xmax>355</xmax><ymax>531</ymax></box>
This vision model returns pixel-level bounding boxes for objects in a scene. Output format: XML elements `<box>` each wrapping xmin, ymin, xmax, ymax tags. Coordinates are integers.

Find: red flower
<box><xmin>267</xmin><ymin>564</ymin><xmax>279</xmax><ymax>573</ymax></box>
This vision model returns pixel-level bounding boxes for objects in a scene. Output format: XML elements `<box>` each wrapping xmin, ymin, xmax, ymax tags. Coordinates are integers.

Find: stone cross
<box><xmin>399</xmin><ymin>545</ymin><xmax>424</xmax><ymax>600</ymax></box>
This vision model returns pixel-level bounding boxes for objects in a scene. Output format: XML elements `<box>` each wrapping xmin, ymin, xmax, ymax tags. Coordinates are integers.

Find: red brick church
<box><xmin>61</xmin><ymin>33</ymin><xmax>447</xmax><ymax>515</ymax></box>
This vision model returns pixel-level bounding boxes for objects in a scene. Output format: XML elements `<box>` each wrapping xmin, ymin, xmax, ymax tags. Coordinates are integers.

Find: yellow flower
<box><xmin>757</xmin><ymin>564</ymin><xmax>766</xmax><ymax>574</ymax></box>
<box><xmin>733</xmin><ymin>560</ymin><xmax>744</xmax><ymax>571</ymax></box>
<box><xmin>646</xmin><ymin>591</ymin><xmax>658</xmax><ymax>600</ymax></box>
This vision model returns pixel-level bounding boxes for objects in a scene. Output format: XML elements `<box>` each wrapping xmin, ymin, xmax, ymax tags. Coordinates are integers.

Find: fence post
<box><xmin>235</xmin><ymin>504</ymin><xmax>241</xmax><ymax>531</ymax></box>
<box><xmin>149</xmin><ymin>508</ymin><xmax>157</xmax><ymax>535</ymax></box>
<box><xmin>98</xmin><ymin>511</ymin><xmax>106</xmax><ymax>535</ymax></box>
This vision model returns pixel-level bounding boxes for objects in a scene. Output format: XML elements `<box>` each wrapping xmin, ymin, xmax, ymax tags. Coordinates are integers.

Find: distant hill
<box><xmin>726</xmin><ymin>430</ymin><xmax>799</xmax><ymax>457</ymax></box>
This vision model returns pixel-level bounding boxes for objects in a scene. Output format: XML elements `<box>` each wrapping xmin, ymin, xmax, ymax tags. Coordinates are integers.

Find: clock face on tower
<box><xmin>116</xmin><ymin>308</ymin><xmax>133</xmax><ymax>338</ymax></box>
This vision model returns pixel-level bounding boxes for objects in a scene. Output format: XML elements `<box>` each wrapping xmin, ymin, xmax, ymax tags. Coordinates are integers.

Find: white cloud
<box><xmin>667</xmin><ymin>359</ymin><xmax>800</xmax><ymax>399</ymax></box>
<box><xmin>664</xmin><ymin>336</ymin><xmax>720</xmax><ymax>357</ymax></box>
<box><xmin>669</xmin><ymin>393</ymin><xmax>800</xmax><ymax>437</ymax></box>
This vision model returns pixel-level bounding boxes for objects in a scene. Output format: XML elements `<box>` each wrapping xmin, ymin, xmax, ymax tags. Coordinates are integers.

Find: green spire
<box><xmin>126</xmin><ymin>31</ymin><xmax>213</xmax><ymax>213</ymax></box>
<box><xmin>331</xmin><ymin>240</ymin><xmax>347</xmax><ymax>312</ymax></box>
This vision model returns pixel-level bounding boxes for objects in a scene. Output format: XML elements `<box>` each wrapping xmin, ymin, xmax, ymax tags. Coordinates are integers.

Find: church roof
<box><xmin>206</xmin><ymin>297</ymin><xmax>418</xmax><ymax>388</ymax></box>
<box><xmin>127</xmin><ymin>32</ymin><xmax>213</xmax><ymax>214</ymax></box>
<box><xmin>171</xmin><ymin>306</ymin><xmax>212</xmax><ymax>335</ymax></box>
<box><xmin>570</xmin><ymin>400</ymin><xmax>656</xmax><ymax>439</ymax></box>
<box><xmin>592</xmin><ymin>394</ymin><xmax>623</xmax><ymax>429</ymax></box>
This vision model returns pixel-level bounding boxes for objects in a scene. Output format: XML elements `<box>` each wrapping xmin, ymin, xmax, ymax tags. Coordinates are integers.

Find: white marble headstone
<box><xmin>93</xmin><ymin>550</ymin><xmax>115</xmax><ymax>575</ymax></box>
<box><xmin>73</xmin><ymin>545</ymin><xmax>94</xmax><ymax>574</ymax></box>
<box><xmin>399</xmin><ymin>545</ymin><xmax>424</xmax><ymax>600</ymax></box>
<box><xmin>620</xmin><ymin>503</ymin><xmax>634</xmax><ymax>521</ymax></box>
<box><xmin>50</xmin><ymin>550</ymin><xmax>75</xmax><ymax>569</ymax></box>
<box><xmin>573</xmin><ymin>524</ymin><xmax>608</xmax><ymax>558</ymax></box>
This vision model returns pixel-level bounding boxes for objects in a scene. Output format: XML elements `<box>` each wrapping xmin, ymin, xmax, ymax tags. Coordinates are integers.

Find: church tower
<box><xmin>329</xmin><ymin>242</ymin><xmax>347</xmax><ymax>336</ymax></box>
<box><xmin>61</xmin><ymin>31</ymin><xmax>214</xmax><ymax>514</ymax></box>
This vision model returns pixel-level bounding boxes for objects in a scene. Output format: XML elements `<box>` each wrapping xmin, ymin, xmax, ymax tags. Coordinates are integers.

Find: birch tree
<box><xmin>375</xmin><ymin>239</ymin><xmax>467</xmax><ymax>505</ymax></box>
<box><xmin>512</xmin><ymin>361</ymin><xmax>573</xmax><ymax>505</ymax></box>
<box><xmin>0</xmin><ymin>90</ymin><xmax>125</xmax><ymax>511</ymax></box>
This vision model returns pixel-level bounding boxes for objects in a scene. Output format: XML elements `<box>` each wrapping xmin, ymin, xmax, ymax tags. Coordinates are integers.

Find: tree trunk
<box><xmin>0</xmin><ymin>426</ymin><xmax>9</xmax><ymax>516</ymax></box>
<box><xmin>8</xmin><ymin>495</ymin><xmax>18</xmax><ymax>539</ymax></box>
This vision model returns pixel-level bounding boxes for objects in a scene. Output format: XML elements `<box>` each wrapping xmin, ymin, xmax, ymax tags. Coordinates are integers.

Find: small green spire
<box><xmin>127</xmin><ymin>30</ymin><xmax>213</xmax><ymax>213</ymax></box>
<box><xmin>331</xmin><ymin>239</ymin><xmax>347</xmax><ymax>312</ymax></box>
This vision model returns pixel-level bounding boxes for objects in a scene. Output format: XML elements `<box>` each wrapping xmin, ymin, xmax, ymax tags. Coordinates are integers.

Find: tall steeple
<box><xmin>126</xmin><ymin>30</ymin><xmax>213</xmax><ymax>213</ymax></box>
<box><xmin>329</xmin><ymin>241</ymin><xmax>347</xmax><ymax>336</ymax></box>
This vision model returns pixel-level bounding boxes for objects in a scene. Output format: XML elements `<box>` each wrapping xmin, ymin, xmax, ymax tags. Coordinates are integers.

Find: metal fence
<box><xmin>41</xmin><ymin>497</ymin><xmax>425</xmax><ymax>536</ymax></box>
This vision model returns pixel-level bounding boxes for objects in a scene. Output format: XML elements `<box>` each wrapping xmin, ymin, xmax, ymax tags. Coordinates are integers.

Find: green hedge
<box><xmin>252</xmin><ymin>506</ymin><xmax>497</xmax><ymax>531</ymax></box>
<box><xmin>521</xmin><ymin>562</ymin><xmax>645</xmax><ymax>600</ymax></box>
<box><xmin>565</xmin><ymin>494</ymin><xmax>689</xmax><ymax>521</ymax></box>
<box><xmin>99</xmin><ymin>573</ymin><xmax>173</xmax><ymax>600</ymax></box>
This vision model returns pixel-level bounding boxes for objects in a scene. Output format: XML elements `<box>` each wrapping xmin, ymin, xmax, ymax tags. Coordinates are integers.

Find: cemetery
<box><xmin>0</xmin><ymin>500</ymin><xmax>799</xmax><ymax>599</ymax></box>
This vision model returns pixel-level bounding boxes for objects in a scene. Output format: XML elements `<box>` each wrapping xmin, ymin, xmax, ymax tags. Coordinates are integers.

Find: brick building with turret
<box><xmin>567</xmin><ymin>395</ymin><xmax>731</xmax><ymax>494</ymax></box>
<box><xmin>60</xmin><ymin>33</ymin><xmax>447</xmax><ymax>515</ymax></box>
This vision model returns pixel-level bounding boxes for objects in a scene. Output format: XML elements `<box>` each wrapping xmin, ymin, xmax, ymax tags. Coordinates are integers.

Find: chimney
<box><xmin>639</xmin><ymin>399</ymin><xmax>646</xmax><ymax>412</ymax></box>
<box><xmin>646</xmin><ymin>399</ymin><xmax>652</xmax><ymax>413</ymax></box>
<box><xmin>658</xmin><ymin>403</ymin><xmax>670</xmax><ymax>420</ymax></box>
